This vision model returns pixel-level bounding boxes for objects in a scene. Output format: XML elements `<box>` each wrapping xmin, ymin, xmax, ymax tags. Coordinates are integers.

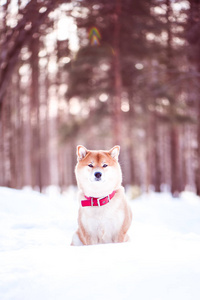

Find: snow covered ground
<box><xmin>0</xmin><ymin>186</ymin><xmax>200</xmax><ymax>300</ymax></box>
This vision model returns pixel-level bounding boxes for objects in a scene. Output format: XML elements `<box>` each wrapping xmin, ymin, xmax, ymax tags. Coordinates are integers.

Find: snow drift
<box><xmin>0</xmin><ymin>187</ymin><xmax>200</xmax><ymax>300</ymax></box>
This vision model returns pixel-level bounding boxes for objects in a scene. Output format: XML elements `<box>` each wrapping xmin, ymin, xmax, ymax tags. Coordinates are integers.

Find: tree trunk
<box><xmin>30</xmin><ymin>36</ymin><xmax>42</xmax><ymax>191</ymax></box>
<box><xmin>170</xmin><ymin>124</ymin><xmax>181</xmax><ymax>195</ymax></box>
<box><xmin>196</xmin><ymin>97</ymin><xmax>200</xmax><ymax>195</ymax></box>
<box><xmin>166</xmin><ymin>0</ymin><xmax>181</xmax><ymax>194</ymax></box>
<box><xmin>127</xmin><ymin>93</ymin><xmax>136</xmax><ymax>186</ymax></box>
<box><xmin>154</xmin><ymin>114</ymin><xmax>162</xmax><ymax>192</ymax></box>
<box><xmin>113</xmin><ymin>0</ymin><xmax>122</xmax><ymax>145</ymax></box>
<box><xmin>187</xmin><ymin>0</ymin><xmax>200</xmax><ymax>195</ymax></box>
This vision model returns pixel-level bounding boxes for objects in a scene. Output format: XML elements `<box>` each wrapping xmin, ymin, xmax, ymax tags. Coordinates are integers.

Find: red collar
<box><xmin>81</xmin><ymin>191</ymin><xmax>116</xmax><ymax>207</ymax></box>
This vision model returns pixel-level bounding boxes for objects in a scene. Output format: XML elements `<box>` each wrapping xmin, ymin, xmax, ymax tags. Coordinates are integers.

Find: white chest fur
<box><xmin>80</xmin><ymin>199</ymin><xmax>124</xmax><ymax>244</ymax></box>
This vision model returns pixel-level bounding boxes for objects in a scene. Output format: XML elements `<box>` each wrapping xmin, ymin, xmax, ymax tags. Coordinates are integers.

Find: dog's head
<box><xmin>75</xmin><ymin>145</ymin><xmax>122</xmax><ymax>197</ymax></box>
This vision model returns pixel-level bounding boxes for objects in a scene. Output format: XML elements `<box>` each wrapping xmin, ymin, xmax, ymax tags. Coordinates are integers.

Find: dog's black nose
<box><xmin>94</xmin><ymin>172</ymin><xmax>102</xmax><ymax>179</ymax></box>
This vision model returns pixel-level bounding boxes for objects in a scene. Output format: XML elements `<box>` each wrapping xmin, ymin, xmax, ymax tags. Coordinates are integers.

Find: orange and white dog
<box><xmin>71</xmin><ymin>145</ymin><xmax>132</xmax><ymax>246</ymax></box>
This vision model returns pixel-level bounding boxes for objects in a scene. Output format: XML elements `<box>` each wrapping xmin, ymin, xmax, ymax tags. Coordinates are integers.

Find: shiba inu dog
<box><xmin>71</xmin><ymin>145</ymin><xmax>132</xmax><ymax>246</ymax></box>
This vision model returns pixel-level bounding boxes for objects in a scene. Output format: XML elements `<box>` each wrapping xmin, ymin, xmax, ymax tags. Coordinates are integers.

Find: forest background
<box><xmin>0</xmin><ymin>0</ymin><xmax>200</xmax><ymax>196</ymax></box>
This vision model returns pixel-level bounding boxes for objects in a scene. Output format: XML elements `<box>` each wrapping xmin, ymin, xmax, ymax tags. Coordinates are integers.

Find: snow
<box><xmin>0</xmin><ymin>187</ymin><xmax>200</xmax><ymax>300</ymax></box>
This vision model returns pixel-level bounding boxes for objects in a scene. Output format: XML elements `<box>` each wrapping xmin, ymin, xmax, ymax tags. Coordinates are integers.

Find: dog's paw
<box><xmin>71</xmin><ymin>232</ymin><xmax>84</xmax><ymax>246</ymax></box>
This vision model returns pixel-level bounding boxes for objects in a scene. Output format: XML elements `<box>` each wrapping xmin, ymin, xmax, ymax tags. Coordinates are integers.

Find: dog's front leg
<box><xmin>114</xmin><ymin>210</ymin><xmax>132</xmax><ymax>243</ymax></box>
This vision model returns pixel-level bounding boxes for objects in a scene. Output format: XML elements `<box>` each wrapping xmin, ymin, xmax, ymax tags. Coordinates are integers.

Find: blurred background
<box><xmin>0</xmin><ymin>0</ymin><xmax>199</xmax><ymax>195</ymax></box>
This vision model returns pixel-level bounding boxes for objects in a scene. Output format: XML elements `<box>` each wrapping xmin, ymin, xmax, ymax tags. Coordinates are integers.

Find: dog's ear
<box><xmin>109</xmin><ymin>145</ymin><xmax>120</xmax><ymax>161</ymax></box>
<box><xmin>77</xmin><ymin>145</ymin><xmax>88</xmax><ymax>161</ymax></box>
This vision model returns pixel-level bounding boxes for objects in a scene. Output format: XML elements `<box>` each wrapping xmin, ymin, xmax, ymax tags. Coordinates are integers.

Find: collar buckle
<box><xmin>96</xmin><ymin>196</ymin><xmax>105</xmax><ymax>207</ymax></box>
<box><xmin>91</xmin><ymin>197</ymin><xmax>101</xmax><ymax>207</ymax></box>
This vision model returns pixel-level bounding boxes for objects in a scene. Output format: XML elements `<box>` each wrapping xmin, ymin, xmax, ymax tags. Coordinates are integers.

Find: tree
<box><xmin>186</xmin><ymin>0</ymin><xmax>200</xmax><ymax>195</ymax></box>
<box><xmin>0</xmin><ymin>0</ymin><xmax>67</xmax><ymax>114</ymax></box>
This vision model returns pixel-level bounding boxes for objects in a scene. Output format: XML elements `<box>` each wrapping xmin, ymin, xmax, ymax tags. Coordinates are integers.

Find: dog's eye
<box><xmin>88</xmin><ymin>164</ymin><xmax>93</xmax><ymax>168</ymax></box>
<box><xmin>102</xmin><ymin>164</ymin><xmax>108</xmax><ymax>168</ymax></box>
